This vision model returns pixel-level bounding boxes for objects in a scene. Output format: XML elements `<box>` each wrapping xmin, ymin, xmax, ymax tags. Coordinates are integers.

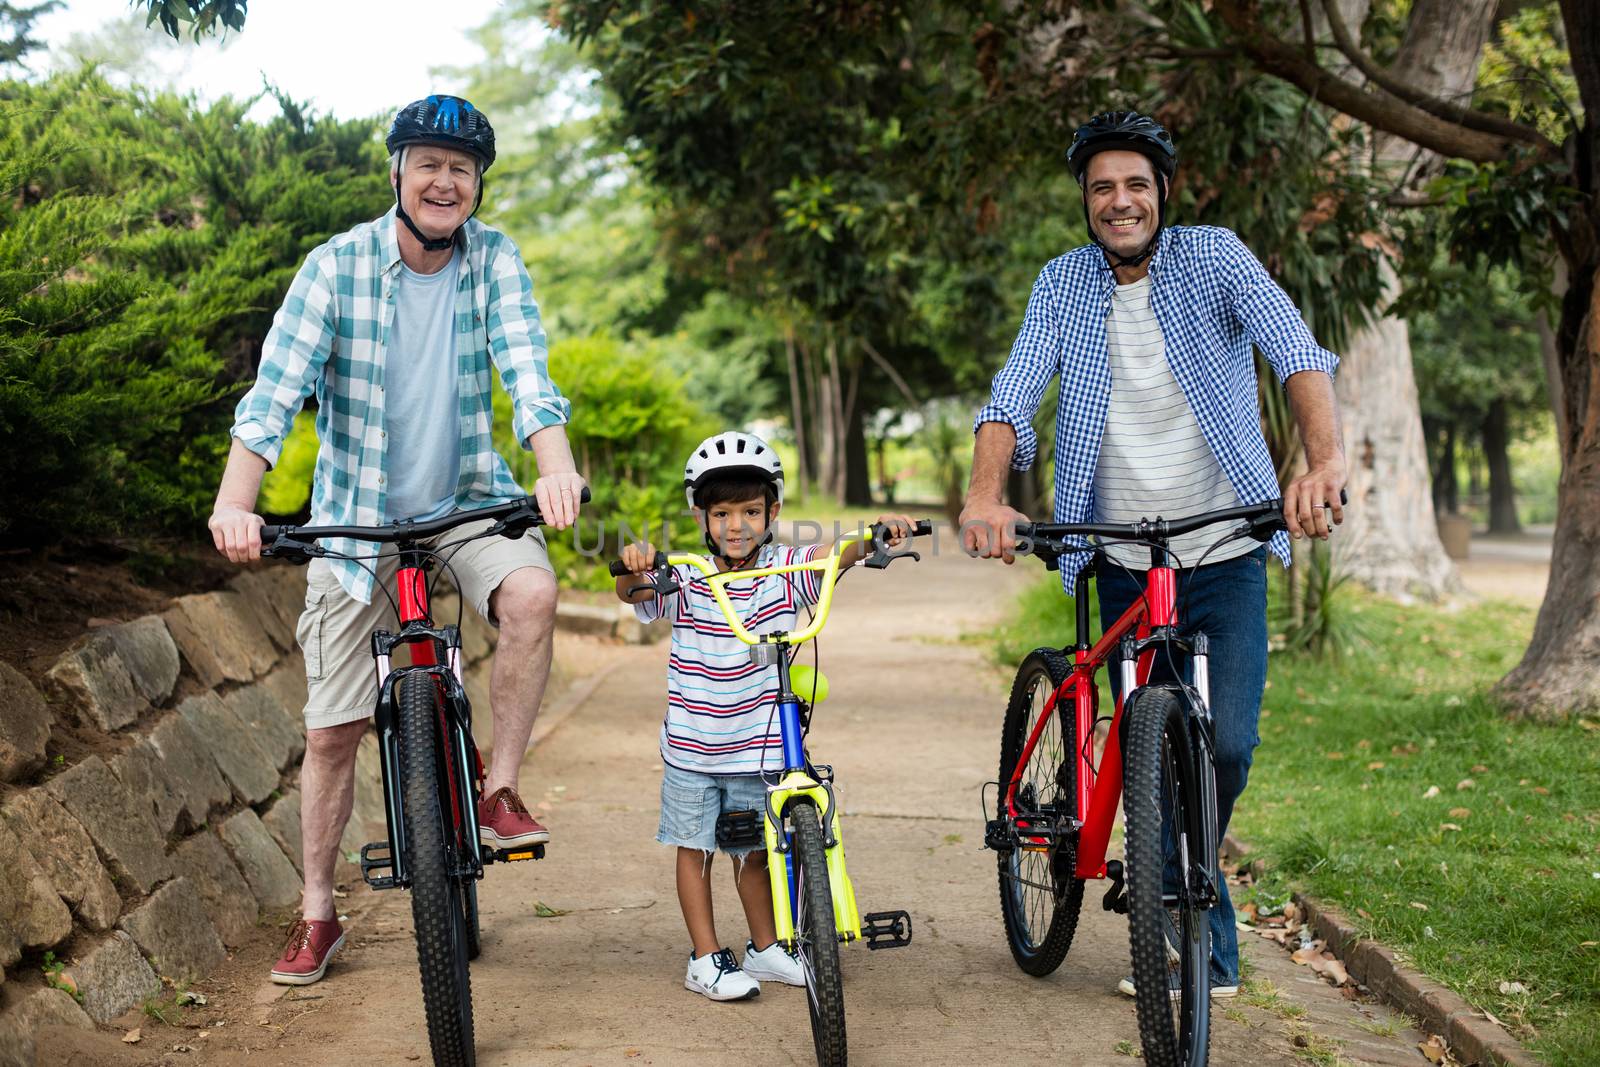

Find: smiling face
<box><xmin>699</xmin><ymin>493</ymin><xmax>777</xmax><ymax>560</ymax></box>
<box><xmin>1083</xmin><ymin>149</ymin><xmax>1164</xmax><ymax>261</ymax></box>
<box><xmin>392</xmin><ymin>144</ymin><xmax>479</xmax><ymax>240</ymax></box>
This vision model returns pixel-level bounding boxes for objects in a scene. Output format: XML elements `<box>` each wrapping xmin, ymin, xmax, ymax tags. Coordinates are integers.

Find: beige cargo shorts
<box><xmin>294</xmin><ymin>517</ymin><xmax>553</xmax><ymax>730</ymax></box>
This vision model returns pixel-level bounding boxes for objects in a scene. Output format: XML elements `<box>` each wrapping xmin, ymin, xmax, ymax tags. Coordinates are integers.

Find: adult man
<box><xmin>960</xmin><ymin>111</ymin><xmax>1346</xmax><ymax>998</ymax></box>
<box><xmin>208</xmin><ymin>95</ymin><xmax>586</xmax><ymax>986</ymax></box>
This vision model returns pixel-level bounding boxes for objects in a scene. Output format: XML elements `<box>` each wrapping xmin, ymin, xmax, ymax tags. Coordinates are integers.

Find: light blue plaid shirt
<box><xmin>976</xmin><ymin>225</ymin><xmax>1338</xmax><ymax>589</ymax></box>
<box><xmin>233</xmin><ymin>208</ymin><xmax>571</xmax><ymax>604</ymax></box>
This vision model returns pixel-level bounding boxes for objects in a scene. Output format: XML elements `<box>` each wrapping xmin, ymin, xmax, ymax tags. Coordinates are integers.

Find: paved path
<box><xmin>108</xmin><ymin>540</ymin><xmax>1432</xmax><ymax>1066</ymax></box>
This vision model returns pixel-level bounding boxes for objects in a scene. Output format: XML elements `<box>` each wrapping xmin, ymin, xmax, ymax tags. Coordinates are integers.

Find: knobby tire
<box><xmin>790</xmin><ymin>796</ymin><xmax>847</xmax><ymax>1067</ymax></box>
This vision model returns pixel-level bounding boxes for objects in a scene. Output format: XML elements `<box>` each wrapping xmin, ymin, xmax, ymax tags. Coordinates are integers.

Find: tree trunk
<box><xmin>1333</xmin><ymin>261</ymin><xmax>1463</xmax><ymax>597</ymax></box>
<box><xmin>1481</xmin><ymin>398</ymin><xmax>1521</xmax><ymax>534</ymax></box>
<box><xmin>1431</xmin><ymin>421</ymin><xmax>1458</xmax><ymax>516</ymax></box>
<box><xmin>844</xmin><ymin>390</ymin><xmax>872</xmax><ymax>506</ymax></box>
<box><xmin>785</xmin><ymin>326</ymin><xmax>811</xmax><ymax>503</ymax></box>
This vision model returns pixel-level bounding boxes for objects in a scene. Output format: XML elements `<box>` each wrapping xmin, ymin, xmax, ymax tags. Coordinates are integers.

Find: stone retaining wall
<box><xmin>0</xmin><ymin>567</ymin><xmax>506</xmax><ymax>1066</ymax></box>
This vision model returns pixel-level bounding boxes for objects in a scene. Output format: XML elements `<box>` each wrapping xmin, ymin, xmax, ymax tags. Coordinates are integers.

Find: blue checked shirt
<box><xmin>232</xmin><ymin>208</ymin><xmax>572</xmax><ymax>604</ymax></box>
<box><xmin>976</xmin><ymin>225</ymin><xmax>1339</xmax><ymax>589</ymax></box>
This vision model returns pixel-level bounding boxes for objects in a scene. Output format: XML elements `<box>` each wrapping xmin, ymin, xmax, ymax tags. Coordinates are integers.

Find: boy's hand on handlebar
<box><xmin>959</xmin><ymin>500</ymin><xmax>1028</xmax><ymax>564</ymax></box>
<box><xmin>208</xmin><ymin>506</ymin><xmax>264</xmax><ymax>564</ymax></box>
<box><xmin>620</xmin><ymin>541</ymin><xmax>658</xmax><ymax>575</ymax></box>
<box><xmin>534</xmin><ymin>472</ymin><xmax>587</xmax><ymax>531</ymax></box>
<box><xmin>873</xmin><ymin>513</ymin><xmax>916</xmax><ymax>548</ymax></box>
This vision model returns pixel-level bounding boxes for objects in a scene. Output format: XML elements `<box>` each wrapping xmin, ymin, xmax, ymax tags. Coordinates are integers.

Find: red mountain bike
<box><xmin>261</xmin><ymin>492</ymin><xmax>583</xmax><ymax>1067</ymax></box>
<box><xmin>983</xmin><ymin>499</ymin><xmax>1287</xmax><ymax>1067</ymax></box>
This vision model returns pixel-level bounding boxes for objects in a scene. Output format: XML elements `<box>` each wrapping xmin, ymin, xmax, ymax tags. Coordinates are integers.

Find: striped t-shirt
<box><xmin>636</xmin><ymin>542</ymin><xmax>826</xmax><ymax>776</ymax></box>
<box><xmin>1093</xmin><ymin>275</ymin><xmax>1254</xmax><ymax>570</ymax></box>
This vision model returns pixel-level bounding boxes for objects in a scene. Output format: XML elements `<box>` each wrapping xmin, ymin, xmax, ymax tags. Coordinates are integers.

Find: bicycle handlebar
<box><xmin>259</xmin><ymin>487</ymin><xmax>591</xmax><ymax>562</ymax></box>
<box><xmin>610</xmin><ymin>520</ymin><xmax>933</xmax><ymax>647</ymax></box>
<box><xmin>1016</xmin><ymin>499</ymin><xmax>1287</xmax><ymax>545</ymax></box>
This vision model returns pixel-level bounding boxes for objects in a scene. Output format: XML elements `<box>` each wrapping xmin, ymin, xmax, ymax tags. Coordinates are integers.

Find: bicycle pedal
<box><xmin>861</xmin><ymin>910</ymin><xmax>913</xmax><ymax>950</ymax></box>
<box><xmin>1102</xmin><ymin>859</ymin><xmax>1129</xmax><ymax>915</ymax></box>
<box><xmin>360</xmin><ymin>841</ymin><xmax>398</xmax><ymax>890</ymax></box>
<box><xmin>714</xmin><ymin>809</ymin><xmax>763</xmax><ymax>850</ymax></box>
<box><xmin>983</xmin><ymin>818</ymin><xmax>1014</xmax><ymax>852</ymax></box>
<box><xmin>489</xmin><ymin>844</ymin><xmax>546</xmax><ymax>863</ymax></box>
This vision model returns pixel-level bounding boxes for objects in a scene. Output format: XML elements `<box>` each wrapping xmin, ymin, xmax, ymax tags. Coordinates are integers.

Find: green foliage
<box><xmin>0</xmin><ymin>0</ymin><xmax>61</xmax><ymax>66</ymax></box>
<box><xmin>1478</xmin><ymin>3</ymin><xmax>1582</xmax><ymax>144</ymax></box>
<box><xmin>259</xmin><ymin>411</ymin><xmax>319</xmax><ymax>517</ymax></box>
<box><xmin>492</xmin><ymin>334</ymin><xmax>713</xmax><ymax>586</ymax></box>
<box><xmin>1268</xmin><ymin>542</ymin><xmax>1373</xmax><ymax>660</ymax></box>
<box><xmin>0</xmin><ymin>70</ymin><xmax>389</xmax><ymax>545</ymax></box>
<box><xmin>135</xmin><ymin>0</ymin><xmax>246</xmax><ymax>42</ymax></box>
<box><xmin>40</xmin><ymin>950</ymin><xmax>81</xmax><ymax>1003</ymax></box>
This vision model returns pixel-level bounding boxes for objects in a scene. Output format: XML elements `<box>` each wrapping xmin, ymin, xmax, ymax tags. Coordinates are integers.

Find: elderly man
<box><xmin>961</xmin><ymin>110</ymin><xmax>1346</xmax><ymax>999</ymax></box>
<box><xmin>208</xmin><ymin>94</ymin><xmax>585</xmax><ymax>986</ymax></box>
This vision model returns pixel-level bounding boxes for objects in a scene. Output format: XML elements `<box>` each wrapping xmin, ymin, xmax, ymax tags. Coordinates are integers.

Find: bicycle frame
<box><xmin>1003</xmin><ymin>552</ymin><xmax>1214</xmax><ymax>883</ymax></box>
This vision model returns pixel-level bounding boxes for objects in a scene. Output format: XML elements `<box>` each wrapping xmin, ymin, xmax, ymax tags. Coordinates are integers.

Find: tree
<box><xmin>0</xmin><ymin>0</ymin><xmax>61</xmax><ymax>67</ymax></box>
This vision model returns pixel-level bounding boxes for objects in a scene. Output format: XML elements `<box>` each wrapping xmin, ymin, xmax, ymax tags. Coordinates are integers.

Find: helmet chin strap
<box><xmin>704</xmin><ymin>513</ymin><xmax>776</xmax><ymax>570</ymax></box>
<box><xmin>1085</xmin><ymin>171</ymin><xmax>1168</xmax><ymax>272</ymax></box>
<box><xmin>394</xmin><ymin>147</ymin><xmax>485</xmax><ymax>254</ymax></box>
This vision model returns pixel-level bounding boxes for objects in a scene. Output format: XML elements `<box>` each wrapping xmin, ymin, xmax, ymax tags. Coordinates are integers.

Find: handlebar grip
<box><xmin>580</xmin><ymin>486</ymin><xmax>592</xmax><ymax>505</ymax></box>
<box><xmin>912</xmin><ymin>520</ymin><xmax>933</xmax><ymax>536</ymax></box>
<box><xmin>608</xmin><ymin>560</ymin><xmax>630</xmax><ymax>578</ymax></box>
<box><xmin>259</xmin><ymin>525</ymin><xmax>280</xmax><ymax>541</ymax></box>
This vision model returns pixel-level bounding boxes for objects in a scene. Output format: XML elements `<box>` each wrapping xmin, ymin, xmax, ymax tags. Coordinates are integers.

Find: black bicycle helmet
<box><xmin>1066</xmin><ymin>111</ymin><xmax>1178</xmax><ymax>270</ymax></box>
<box><xmin>387</xmin><ymin>95</ymin><xmax>496</xmax><ymax>251</ymax></box>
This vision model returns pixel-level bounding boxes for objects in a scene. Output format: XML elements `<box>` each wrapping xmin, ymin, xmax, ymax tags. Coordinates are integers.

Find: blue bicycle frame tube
<box><xmin>778</xmin><ymin>698</ymin><xmax>806</xmax><ymax>770</ymax></box>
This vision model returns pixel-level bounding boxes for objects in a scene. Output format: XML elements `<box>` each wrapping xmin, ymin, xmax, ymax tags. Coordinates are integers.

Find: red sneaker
<box><xmin>478</xmin><ymin>786</ymin><xmax>551</xmax><ymax>848</ymax></box>
<box><xmin>270</xmin><ymin>918</ymin><xmax>345</xmax><ymax>985</ymax></box>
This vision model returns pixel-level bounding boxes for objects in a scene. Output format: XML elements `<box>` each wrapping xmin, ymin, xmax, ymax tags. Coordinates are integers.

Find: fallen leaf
<box><xmin>1291</xmin><ymin>944</ymin><xmax>1324</xmax><ymax>965</ymax></box>
<box><xmin>1419</xmin><ymin>1034</ymin><xmax>1449</xmax><ymax>1064</ymax></box>
<box><xmin>1471</xmin><ymin>764</ymin><xmax>1488</xmax><ymax>773</ymax></box>
<box><xmin>1580</xmin><ymin>941</ymin><xmax>1598</xmax><ymax>949</ymax></box>
<box><xmin>532</xmin><ymin>901</ymin><xmax>568</xmax><ymax>918</ymax></box>
<box><xmin>1532</xmin><ymin>786</ymin><xmax>1550</xmax><ymax>795</ymax></box>
<box><xmin>1449</xmin><ymin>807</ymin><xmax>1472</xmax><ymax>818</ymax></box>
<box><xmin>1367</xmin><ymin>761</ymin><xmax>1385</xmax><ymax>770</ymax></box>
<box><xmin>1440</xmin><ymin>823</ymin><xmax>1462</xmax><ymax>832</ymax></box>
<box><xmin>173</xmin><ymin>1045</ymin><xmax>195</xmax><ymax>1054</ymax></box>
<box><xmin>1324</xmin><ymin>958</ymin><xmax>1351</xmax><ymax>985</ymax></box>
<box><xmin>1283</xmin><ymin>902</ymin><xmax>1300</xmax><ymax>923</ymax></box>
<box><xmin>1259</xmin><ymin>927</ymin><xmax>1292</xmax><ymax>945</ymax></box>
<box><xmin>1457</xmin><ymin>778</ymin><xmax>1476</xmax><ymax>791</ymax></box>
<box><xmin>176</xmin><ymin>991</ymin><xmax>207</xmax><ymax>1006</ymax></box>
<box><xmin>1327</xmin><ymin>751</ymin><xmax>1345</xmax><ymax>760</ymax></box>
<box><xmin>1356</xmin><ymin>908</ymin><xmax>1373</xmax><ymax>921</ymax></box>
<box><xmin>1498</xmin><ymin>980</ymin><xmax>1528</xmax><ymax>995</ymax></box>
<box><xmin>625</xmin><ymin>1050</ymin><xmax>642</xmax><ymax>1059</ymax></box>
<box><xmin>123</xmin><ymin>1029</ymin><xmax>142</xmax><ymax>1044</ymax></box>
<box><xmin>1423</xmin><ymin>785</ymin><xmax>1442</xmax><ymax>799</ymax></box>
<box><xmin>1410</xmin><ymin>901</ymin><xmax>1430</xmax><ymax>911</ymax></box>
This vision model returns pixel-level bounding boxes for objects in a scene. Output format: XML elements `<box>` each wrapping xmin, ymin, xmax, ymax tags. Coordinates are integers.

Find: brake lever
<box><xmin>862</xmin><ymin>520</ymin><xmax>932</xmax><ymax>570</ymax></box>
<box><xmin>261</xmin><ymin>533</ymin><xmax>323</xmax><ymax>566</ymax></box>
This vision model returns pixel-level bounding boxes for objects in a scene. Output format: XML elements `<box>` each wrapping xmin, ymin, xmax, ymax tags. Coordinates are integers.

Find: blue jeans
<box><xmin>1097</xmin><ymin>546</ymin><xmax>1268</xmax><ymax>986</ymax></box>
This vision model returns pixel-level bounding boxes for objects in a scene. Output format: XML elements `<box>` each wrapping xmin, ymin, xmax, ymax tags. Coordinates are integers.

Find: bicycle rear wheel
<box><xmin>997</xmin><ymin>649</ymin><xmax>1085</xmax><ymax>976</ymax></box>
<box><xmin>397</xmin><ymin>672</ymin><xmax>477</xmax><ymax>1067</ymax></box>
<box><xmin>463</xmin><ymin>879</ymin><xmax>481</xmax><ymax>961</ymax></box>
<box><xmin>1122</xmin><ymin>687</ymin><xmax>1211</xmax><ymax>1067</ymax></box>
<box><xmin>789</xmin><ymin>796</ymin><xmax>846</xmax><ymax>1067</ymax></box>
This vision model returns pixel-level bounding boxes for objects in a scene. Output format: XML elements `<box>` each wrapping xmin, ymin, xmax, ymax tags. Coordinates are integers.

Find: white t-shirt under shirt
<box><xmin>636</xmin><ymin>542</ymin><xmax>827</xmax><ymax>776</ymax></box>
<box><xmin>384</xmin><ymin>248</ymin><xmax>462</xmax><ymax>522</ymax></box>
<box><xmin>1093</xmin><ymin>275</ymin><xmax>1256</xmax><ymax>570</ymax></box>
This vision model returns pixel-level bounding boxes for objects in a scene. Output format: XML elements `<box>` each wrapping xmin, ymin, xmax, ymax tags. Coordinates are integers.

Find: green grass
<box><xmin>991</xmin><ymin>575</ymin><xmax>1600</xmax><ymax>1066</ymax></box>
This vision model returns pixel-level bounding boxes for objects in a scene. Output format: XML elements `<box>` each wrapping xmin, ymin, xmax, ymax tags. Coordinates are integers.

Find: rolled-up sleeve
<box><xmin>231</xmin><ymin>251</ymin><xmax>335</xmax><ymax>468</ymax></box>
<box><xmin>485</xmin><ymin>237</ymin><xmax>571</xmax><ymax>447</ymax></box>
<box><xmin>974</xmin><ymin>267</ymin><xmax>1063</xmax><ymax>471</ymax></box>
<box><xmin>1218</xmin><ymin>230</ymin><xmax>1339</xmax><ymax>384</ymax></box>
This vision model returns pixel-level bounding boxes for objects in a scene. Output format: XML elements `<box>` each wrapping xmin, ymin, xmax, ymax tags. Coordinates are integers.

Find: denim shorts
<box><xmin>657</xmin><ymin>763</ymin><xmax>768</xmax><ymax>857</ymax></box>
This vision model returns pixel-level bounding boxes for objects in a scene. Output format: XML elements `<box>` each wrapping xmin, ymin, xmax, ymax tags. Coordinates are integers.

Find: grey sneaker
<box><xmin>1117</xmin><ymin>970</ymin><xmax>1239</xmax><ymax>1001</ymax></box>
<box><xmin>685</xmin><ymin>948</ymin><xmax>760</xmax><ymax>1001</ymax></box>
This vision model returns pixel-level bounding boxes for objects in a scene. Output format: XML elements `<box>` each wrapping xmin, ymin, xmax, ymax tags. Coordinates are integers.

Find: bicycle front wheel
<box><xmin>397</xmin><ymin>672</ymin><xmax>477</xmax><ymax>1067</ymax></box>
<box><xmin>997</xmin><ymin>649</ymin><xmax>1085</xmax><ymax>975</ymax></box>
<box><xmin>1122</xmin><ymin>687</ymin><xmax>1211</xmax><ymax>1067</ymax></box>
<box><xmin>789</xmin><ymin>796</ymin><xmax>846</xmax><ymax>1067</ymax></box>
<box><xmin>463</xmin><ymin>878</ymin><xmax>481</xmax><ymax>961</ymax></box>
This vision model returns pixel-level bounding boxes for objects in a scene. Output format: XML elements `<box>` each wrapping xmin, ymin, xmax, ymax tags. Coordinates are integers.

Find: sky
<box><xmin>31</xmin><ymin>0</ymin><xmax>509</xmax><ymax>121</ymax></box>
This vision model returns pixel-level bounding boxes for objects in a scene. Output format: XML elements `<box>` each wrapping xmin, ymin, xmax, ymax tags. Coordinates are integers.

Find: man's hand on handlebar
<box><xmin>959</xmin><ymin>499</ymin><xmax>1029</xmax><ymax>564</ymax></box>
<box><xmin>533</xmin><ymin>471</ymin><xmax>588</xmax><ymax>531</ymax></box>
<box><xmin>209</xmin><ymin>506</ymin><xmax>264</xmax><ymax>564</ymax></box>
<box><xmin>1283</xmin><ymin>465</ymin><xmax>1347</xmax><ymax>541</ymax></box>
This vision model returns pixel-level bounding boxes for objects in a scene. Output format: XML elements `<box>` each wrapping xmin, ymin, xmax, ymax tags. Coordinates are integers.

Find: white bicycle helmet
<box><xmin>683</xmin><ymin>432</ymin><xmax>785</xmax><ymax>509</ymax></box>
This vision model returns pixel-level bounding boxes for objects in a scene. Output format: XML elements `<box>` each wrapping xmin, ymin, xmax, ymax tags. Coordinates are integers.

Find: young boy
<box><xmin>617</xmin><ymin>430</ymin><xmax>912</xmax><ymax>1001</ymax></box>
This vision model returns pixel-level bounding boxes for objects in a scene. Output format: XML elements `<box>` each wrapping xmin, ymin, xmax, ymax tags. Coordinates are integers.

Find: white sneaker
<box><xmin>741</xmin><ymin>939</ymin><xmax>805</xmax><ymax>986</ymax></box>
<box><xmin>685</xmin><ymin>948</ymin><xmax>761</xmax><ymax>1001</ymax></box>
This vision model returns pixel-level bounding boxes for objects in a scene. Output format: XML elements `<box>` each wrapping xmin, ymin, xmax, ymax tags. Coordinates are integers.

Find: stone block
<box><xmin>260</xmin><ymin>661</ymin><xmax>309</xmax><ymax>726</ymax></box>
<box><xmin>176</xmin><ymin>693</ymin><xmax>278</xmax><ymax>806</ymax></box>
<box><xmin>160</xmin><ymin>605</ymin><xmax>225</xmax><ymax>689</ymax></box>
<box><xmin>0</xmin><ymin>789</ymin><xmax>119</xmax><ymax>932</ymax></box>
<box><xmin>145</xmin><ymin>713</ymin><xmax>232</xmax><ymax>829</ymax></box>
<box><xmin>0</xmin><ymin>662</ymin><xmax>52</xmax><ymax>783</ymax></box>
<box><xmin>45</xmin><ymin>634</ymin><xmax>144</xmax><ymax>731</ymax></box>
<box><xmin>110</xmin><ymin>738</ymin><xmax>187</xmax><ymax>837</ymax></box>
<box><xmin>0</xmin><ymin>987</ymin><xmax>94</xmax><ymax>1067</ymax></box>
<box><xmin>0</xmin><ymin>820</ymin><xmax>71</xmax><ymax>962</ymax></box>
<box><xmin>169</xmin><ymin>591</ymin><xmax>275</xmax><ymax>682</ymax></box>
<box><xmin>101</xmin><ymin>616</ymin><xmax>180</xmax><ymax>705</ymax></box>
<box><xmin>260</xmin><ymin>789</ymin><xmax>304</xmax><ymax>874</ymax></box>
<box><xmin>262</xmin><ymin>567</ymin><xmax>308</xmax><ymax>641</ymax></box>
<box><xmin>119</xmin><ymin>877</ymin><xmax>227</xmax><ymax>983</ymax></box>
<box><xmin>554</xmin><ymin>600</ymin><xmax>618</xmax><ymax>639</ymax></box>
<box><xmin>44</xmin><ymin>755</ymin><xmax>170</xmax><ymax>895</ymax></box>
<box><xmin>172</xmin><ymin>831</ymin><xmax>257</xmax><ymax>947</ymax></box>
<box><xmin>228</xmin><ymin>569</ymin><xmax>296</xmax><ymax>652</ymax></box>
<box><xmin>223</xmin><ymin>684</ymin><xmax>303</xmax><ymax>770</ymax></box>
<box><xmin>217</xmin><ymin>809</ymin><xmax>301</xmax><ymax>912</ymax></box>
<box><xmin>65</xmin><ymin>930</ymin><xmax>160</xmax><ymax>1024</ymax></box>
